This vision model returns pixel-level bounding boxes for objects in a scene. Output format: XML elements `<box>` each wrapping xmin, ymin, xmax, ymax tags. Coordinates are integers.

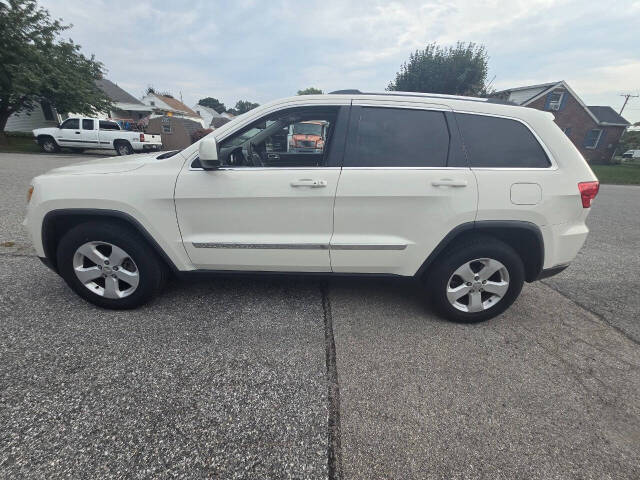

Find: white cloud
<box><xmin>37</xmin><ymin>0</ymin><xmax>640</xmax><ymax>122</ymax></box>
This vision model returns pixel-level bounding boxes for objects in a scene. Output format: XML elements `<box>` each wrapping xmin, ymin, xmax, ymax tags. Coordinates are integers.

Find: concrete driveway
<box><xmin>0</xmin><ymin>152</ymin><xmax>638</xmax><ymax>479</ymax></box>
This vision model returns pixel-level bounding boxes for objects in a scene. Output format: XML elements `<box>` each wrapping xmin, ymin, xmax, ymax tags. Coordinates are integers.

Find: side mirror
<box><xmin>198</xmin><ymin>136</ymin><xmax>221</xmax><ymax>170</ymax></box>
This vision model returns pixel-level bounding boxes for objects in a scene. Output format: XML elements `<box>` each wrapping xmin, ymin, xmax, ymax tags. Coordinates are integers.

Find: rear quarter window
<box><xmin>455</xmin><ymin>113</ymin><xmax>551</xmax><ymax>168</ymax></box>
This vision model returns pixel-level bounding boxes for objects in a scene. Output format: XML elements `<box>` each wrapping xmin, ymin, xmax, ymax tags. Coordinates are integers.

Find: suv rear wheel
<box><xmin>426</xmin><ymin>236</ymin><xmax>525</xmax><ymax>323</ymax></box>
<box><xmin>56</xmin><ymin>222</ymin><xmax>166</xmax><ymax>309</ymax></box>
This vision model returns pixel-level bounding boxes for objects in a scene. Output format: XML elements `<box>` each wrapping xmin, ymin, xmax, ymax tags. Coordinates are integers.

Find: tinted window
<box><xmin>60</xmin><ymin>119</ymin><xmax>79</xmax><ymax>130</ymax></box>
<box><xmin>99</xmin><ymin>120</ymin><xmax>120</xmax><ymax>131</ymax></box>
<box><xmin>456</xmin><ymin>113</ymin><xmax>550</xmax><ymax>168</ymax></box>
<box><xmin>82</xmin><ymin>119</ymin><xmax>94</xmax><ymax>130</ymax></box>
<box><xmin>345</xmin><ymin>107</ymin><xmax>449</xmax><ymax>167</ymax></box>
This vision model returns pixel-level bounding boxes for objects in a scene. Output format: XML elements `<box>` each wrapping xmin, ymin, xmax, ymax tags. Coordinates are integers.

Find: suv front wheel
<box><xmin>427</xmin><ymin>236</ymin><xmax>525</xmax><ymax>323</ymax></box>
<box><xmin>56</xmin><ymin>222</ymin><xmax>166</xmax><ymax>309</ymax></box>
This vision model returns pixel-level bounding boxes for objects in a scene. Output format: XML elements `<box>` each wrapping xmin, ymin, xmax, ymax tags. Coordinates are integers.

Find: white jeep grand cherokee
<box><xmin>24</xmin><ymin>91</ymin><xmax>599</xmax><ymax>322</ymax></box>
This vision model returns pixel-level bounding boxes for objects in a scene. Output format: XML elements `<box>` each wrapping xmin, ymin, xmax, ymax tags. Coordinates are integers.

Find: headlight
<box><xmin>27</xmin><ymin>185</ymin><xmax>34</xmax><ymax>204</ymax></box>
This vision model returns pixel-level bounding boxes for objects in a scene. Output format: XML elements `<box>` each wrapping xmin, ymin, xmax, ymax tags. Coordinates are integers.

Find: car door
<box><xmin>174</xmin><ymin>104</ymin><xmax>349</xmax><ymax>272</ymax></box>
<box><xmin>78</xmin><ymin>118</ymin><xmax>99</xmax><ymax>148</ymax></box>
<box><xmin>330</xmin><ymin>100</ymin><xmax>478</xmax><ymax>276</ymax></box>
<box><xmin>56</xmin><ymin>118</ymin><xmax>81</xmax><ymax>146</ymax></box>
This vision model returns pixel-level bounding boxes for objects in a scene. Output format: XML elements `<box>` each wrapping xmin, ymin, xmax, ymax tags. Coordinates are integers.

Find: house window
<box><xmin>547</xmin><ymin>91</ymin><xmax>565</xmax><ymax>111</ymax></box>
<box><xmin>162</xmin><ymin>124</ymin><xmax>172</xmax><ymax>134</ymax></box>
<box><xmin>150</xmin><ymin>101</ymin><xmax>155</xmax><ymax>106</ymax></box>
<box><xmin>40</xmin><ymin>100</ymin><xmax>54</xmax><ymax>121</ymax></box>
<box><xmin>584</xmin><ymin>128</ymin><xmax>603</xmax><ymax>149</ymax></box>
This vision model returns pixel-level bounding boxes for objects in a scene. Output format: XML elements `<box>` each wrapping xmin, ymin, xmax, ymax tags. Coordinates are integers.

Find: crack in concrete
<box><xmin>321</xmin><ymin>281</ymin><xmax>343</xmax><ymax>480</ymax></box>
<box><xmin>542</xmin><ymin>280</ymin><xmax>640</xmax><ymax>346</ymax></box>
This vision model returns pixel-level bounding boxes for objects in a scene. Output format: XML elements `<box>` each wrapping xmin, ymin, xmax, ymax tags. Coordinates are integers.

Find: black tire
<box><xmin>39</xmin><ymin>136</ymin><xmax>60</xmax><ymax>153</ymax></box>
<box><xmin>425</xmin><ymin>235</ymin><xmax>525</xmax><ymax>323</ymax></box>
<box><xmin>114</xmin><ymin>141</ymin><xmax>133</xmax><ymax>156</ymax></box>
<box><xmin>56</xmin><ymin>222</ymin><xmax>166</xmax><ymax>309</ymax></box>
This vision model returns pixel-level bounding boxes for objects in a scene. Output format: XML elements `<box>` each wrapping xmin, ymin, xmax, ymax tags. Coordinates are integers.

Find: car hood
<box><xmin>43</xmin><ymin>153</ymin><xmax>158</xmax><ymax>175</ymax></box>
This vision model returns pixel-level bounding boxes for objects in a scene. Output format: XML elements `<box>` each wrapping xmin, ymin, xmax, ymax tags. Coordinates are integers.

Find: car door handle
<box><xmin>75</xmin><ymin>131</ymin><xmax>81</xmax><ymax>134</ymax></box>
<box><xmin>432</xmin><ymin>179</ymin><xmax>468</xmax><ymax>187</ymax></box>
<box><xmin>290</xmin><ymin>179</ymin><xmax>327</xmax><ymax>188</ymax></box>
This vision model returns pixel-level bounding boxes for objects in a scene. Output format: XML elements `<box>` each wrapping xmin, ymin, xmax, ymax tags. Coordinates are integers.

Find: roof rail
<box><xmin>328</xmin><ymin>89</ymin><xmax>499</xmax><ymax>103</ymax></box>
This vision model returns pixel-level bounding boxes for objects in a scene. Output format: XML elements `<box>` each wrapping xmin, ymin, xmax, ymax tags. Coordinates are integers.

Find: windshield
<box><xmin>292</xmin><ymin>123</ymin><xmax>323</xmax><ymax>136</ymax></box>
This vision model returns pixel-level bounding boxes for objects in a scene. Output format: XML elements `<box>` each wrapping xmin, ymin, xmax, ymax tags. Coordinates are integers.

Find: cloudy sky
<box><xmin>40</xmin><ymin>0</ymin><xmax>640</xmax><ymax>123</ymax></box>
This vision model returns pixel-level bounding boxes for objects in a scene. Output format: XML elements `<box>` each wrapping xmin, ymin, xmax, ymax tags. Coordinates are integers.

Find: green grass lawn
<box><xmin>0</xmin><ymin>134</ymin><xmax>41</xmax><ymax>153</ymax></box>
<box><xmin>591</xmin><ymin>162</ymin><xmax>640</xmax><ymax>185</ymax></box>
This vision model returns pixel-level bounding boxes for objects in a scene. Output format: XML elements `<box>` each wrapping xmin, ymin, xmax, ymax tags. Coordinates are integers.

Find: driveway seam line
<box><xmin>321</xmin><ymin>281</ymin><xmax>343</xmax><ymax>480</ymax></box>
<box><xmin>541</xmin><ymin>280</ymin><xmax>640</xmax><ymax>346</ymax></box>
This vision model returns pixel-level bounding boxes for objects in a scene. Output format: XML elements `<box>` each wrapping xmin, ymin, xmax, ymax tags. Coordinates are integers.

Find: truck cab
<box><xmin>33</xmin><ymin>117</ymin><xmax>162</xmax><ymax>155</ymax></box>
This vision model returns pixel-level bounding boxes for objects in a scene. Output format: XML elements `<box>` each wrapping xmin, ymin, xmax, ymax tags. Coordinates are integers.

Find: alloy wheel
<box><xmin>446</xmin><ymin>258</ymin><xmax>510</xmax><ymax>313</ymax></box>
<box><xmin>72</xmin><ymin>241</ymin><xmax>139</xmax><ymax>299</ymax></box>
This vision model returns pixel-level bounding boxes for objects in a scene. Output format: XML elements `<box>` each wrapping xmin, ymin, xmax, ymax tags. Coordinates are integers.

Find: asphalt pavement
<box><xmin>0</xmin><ymin>152</ymin><xmax>638</xmax><ymax>479</ymax></box>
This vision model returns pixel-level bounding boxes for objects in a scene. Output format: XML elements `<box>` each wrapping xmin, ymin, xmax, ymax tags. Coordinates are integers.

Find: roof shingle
<box><xmin>587</xmin><ymin>106</ymin><xmax>630</xmax><ymax>126</ymax></box>
<box><xmin>95</xmin><ymin>79</ymin><xmax>143</xmax><ymax>105</ymax></box>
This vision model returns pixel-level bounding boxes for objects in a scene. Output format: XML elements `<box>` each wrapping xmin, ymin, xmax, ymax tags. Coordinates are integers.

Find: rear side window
<box><xmin>99</xmin><ymin>120</ymin><xmax>120</xmax><ymax>131</ymax></box>
<box><xmin>345</xmin><ymin>107</ymin><xmax>449</xmax><ymax>167</ymax></box>
<box><xmin>82</xmin><ymin>119</ymin><xmax>94</xmax><ymax>130</ymax></box>
<box><xmin>455</xmin><ymin>113</ymin><xmax>550</xmax><ymax>168</ymax></box>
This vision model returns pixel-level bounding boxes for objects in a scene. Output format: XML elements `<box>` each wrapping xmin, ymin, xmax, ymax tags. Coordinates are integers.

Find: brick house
<box><xmin>147</xmin><ymin>115</ymin><xmax>202</xmax><ymax>150</ymax></box>
<box><xmin>492</xmin><ymin>81</ymin><xmax>630</xmax><ymax>163</ymax></box>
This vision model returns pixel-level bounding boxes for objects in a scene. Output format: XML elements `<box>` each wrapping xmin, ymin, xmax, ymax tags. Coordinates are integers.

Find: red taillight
<box><xmin>139</xmin><ymin>133</ymin><xmax>145</xmax><ymax>142</ymax></box>
<box><xmin>578</xmin><ymin>181</ymin><xmax>599</xmax><ymax>208</ymax></box>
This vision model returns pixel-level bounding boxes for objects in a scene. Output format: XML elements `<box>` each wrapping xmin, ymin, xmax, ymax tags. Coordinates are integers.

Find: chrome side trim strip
<box><xmin>193</xmin><ymin>242</ymin><xmax>328</xmax><ymax>250</ymax></box>
<box><xmin>331</xmin><ymin>244</ymin><xmax>407</xmax><ymax>250</ymax></box>
<box><xmin>192</xmin><ymin>242</ymin><xmax>408</xmax><ymax>251</ymax></box>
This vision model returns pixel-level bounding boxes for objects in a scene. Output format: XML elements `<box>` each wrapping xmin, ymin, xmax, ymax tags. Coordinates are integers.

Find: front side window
<box><xmin>215</xmin><ymin>107</ymin><xmax>338</xmax><ymax>168</ymax></box>
<box><xmin>344</xmin><ymin>107</ymin><xmax>449</xmax><ymax>167</ymax></box>
<box><xmin>60</xmin><ymin>118</ymin><xmax>79</xmax><ymax>130</ymax></box>
<box><xmin>584</xmin><ymin>128</ymin><xmax>603</xmax><ymax>149</ymax></box>
<box><xmin>455</xmin><ymin>113</ymin><xmax>551</xmax><ymax>168</ymax></box>
<box><xmin>82</xmin><ymin>119</ymin><xmax>94</xmax><ymax>130</ymax></box>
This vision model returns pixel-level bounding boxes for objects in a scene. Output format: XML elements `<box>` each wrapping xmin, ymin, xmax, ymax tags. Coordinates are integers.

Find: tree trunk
<box><xmin>0</xmin><ymin>110</ymin><xmax>10</xmax><ymax>146</ymax></box>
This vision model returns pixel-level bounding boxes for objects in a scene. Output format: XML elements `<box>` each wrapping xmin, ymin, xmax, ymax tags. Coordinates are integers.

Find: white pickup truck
<box><xmin>33</xmin><ymin>117</ymin><xmax>162</xmax><ymax>155</ymax></box>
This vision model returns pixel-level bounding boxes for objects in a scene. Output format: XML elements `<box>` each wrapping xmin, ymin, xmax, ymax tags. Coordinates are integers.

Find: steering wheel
<box><xmin>245</xmin><ymin>141</ymin><xmax>264</xmax><ymax>167</ymax></box>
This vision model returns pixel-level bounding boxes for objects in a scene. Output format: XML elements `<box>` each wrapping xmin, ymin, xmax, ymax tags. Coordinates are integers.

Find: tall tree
<box><xmin>197</xmin><ymin>97</ymin><xmax>226</xmax><ymax>113</ymax></box>
<box><xmin>297</xmin><ymin>87</ymin><xmax>323</xmax><ymax>95</ymax></box>
<box><xmin>234</xmin><ymin>100</ymin><xmax>259</xmax><ymax>114</ymax></box>
<box><xmin>387</xmin><ymin>42</ymin><xmax>491</xmax><ymax>96</ymax></box>
<box><xmin>0</xmin><ymin>0</ymin><xmax>112</xmax><ymax>141</ymax></box>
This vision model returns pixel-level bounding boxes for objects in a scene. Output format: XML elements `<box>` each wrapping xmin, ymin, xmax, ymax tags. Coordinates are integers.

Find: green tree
<box><xmin>297</xmin><ymin>87</ymin><xmax>323</xmax><ymax>95</ymax></box>
<box><xmin>387</xmin><ymin>42</ymin><xmax>491</xmax><ymax>96</ymax></box>
<box><xmin>234</xmin><ymin>100</ymin><xmax>259</xmax><ymax>114</ymax></box>
<box><xmin>0</xmin><ymin>0</ymin><xmax>112</xmax><ymax>141</ymax></box>
<box><xmin>197</xmin><ymin>97</ymin><xmax>226</xmax><ymax>113</ymax></box>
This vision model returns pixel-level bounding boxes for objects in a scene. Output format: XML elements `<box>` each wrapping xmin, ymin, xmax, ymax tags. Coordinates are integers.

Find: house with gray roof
<box><xmin>492</xmin><ymin>80</ymin><xmax>630</xmax><ymax>163</ymax></box>
<box><xmin>95</xmin><ymin>79</ymin><xmax>152</xmax><ymax>124</ymax></box>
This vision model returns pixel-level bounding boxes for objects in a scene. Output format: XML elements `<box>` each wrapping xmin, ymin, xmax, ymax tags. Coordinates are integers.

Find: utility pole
<box><xmin>619</xmin><ymin>93</ymin><xmax>638</xmax><ymax>115</ymax></box>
